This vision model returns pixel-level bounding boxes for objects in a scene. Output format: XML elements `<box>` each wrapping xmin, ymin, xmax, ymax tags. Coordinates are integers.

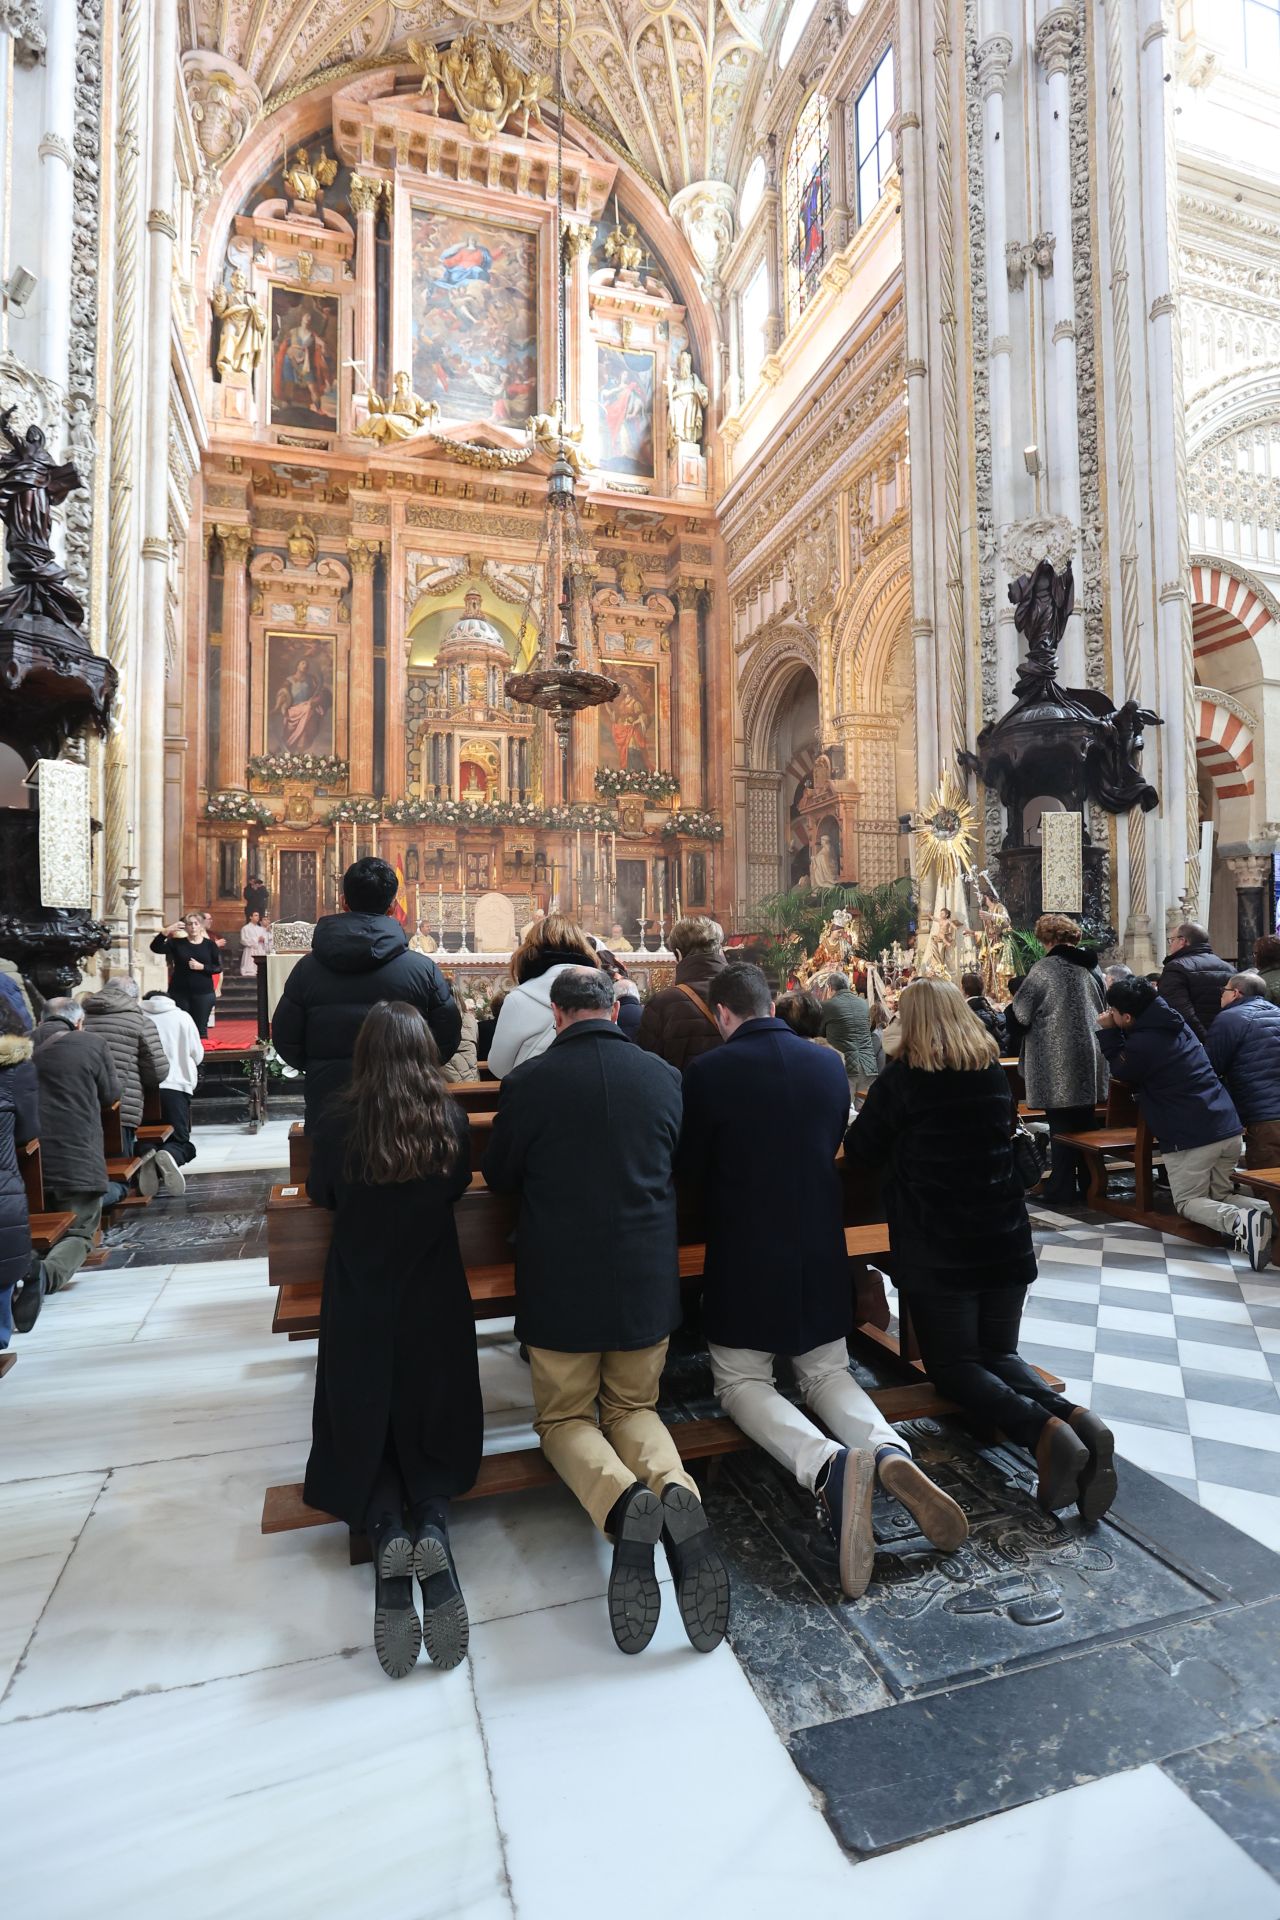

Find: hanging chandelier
<box><xmin>505</xmin><ymin>0</ymin><xmax>618</xmax><ymax>764</ymax></box>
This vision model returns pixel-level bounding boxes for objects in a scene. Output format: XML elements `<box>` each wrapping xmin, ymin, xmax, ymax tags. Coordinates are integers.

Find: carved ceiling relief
<box><xmin>182</xmin><ymin>0</ymin><xmax>774</xmax><ymax>198</ymax></box>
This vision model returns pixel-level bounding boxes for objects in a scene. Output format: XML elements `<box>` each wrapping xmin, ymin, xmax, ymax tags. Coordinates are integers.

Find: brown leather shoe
<box><xmin>1034</xmin><ymin>1416</ymin><xmax>1091</xmax><ymax>1512</ymax></box>
<box><xmin>877</xmin><ymin>1450</ymin><xmax>969</xmax><ymax>1552</ymax></box>
<box><xmin>1069</xmin><ymin>1408</ymin><xmax>1118</xmax><ymax>1523</ymax></box>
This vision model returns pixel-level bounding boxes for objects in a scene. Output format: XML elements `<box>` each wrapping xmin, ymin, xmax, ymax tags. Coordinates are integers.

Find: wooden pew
<box><xmin>16</xmin><ymin>1137</ymin><xmax>75</xmax><ymax>1256</ymax></box>
<box><xmin>287</xmin><ymin>1109</ymin><xmax>496</xmax><ymax>1188</ymax></box>
<box><xmin>1231</xmin><ymin>1165</ymin><xmax>1280</xmax><ymax>1213</ymax></box>
<box><xmin>135</xmin><ymin>1084</ymin><xmax>174</xmax><ymax>1152</ymax></box>
<box><xmin>1055</xmin><ymin>1081</ymin><xmax>1219</xmax><ymax>1245</ymax></box>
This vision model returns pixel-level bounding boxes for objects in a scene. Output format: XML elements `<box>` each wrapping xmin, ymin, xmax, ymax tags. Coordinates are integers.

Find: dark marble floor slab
<box><xmin>1164</xmin><ymin>1720</ymin><xmax>1280</xmax><ymax>1883</ymax></box>
<box><xmin>99</xmin><ymin>1174</ymin><xmax>274</xmax><ymax>1266</ymax></box>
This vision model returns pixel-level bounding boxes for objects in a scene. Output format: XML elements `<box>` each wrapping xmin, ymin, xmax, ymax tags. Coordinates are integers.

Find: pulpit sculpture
<box><xmin>0</xmin><ymin>408</ymin><xmax>115</xmax><ymax>993</ymax></box>
<box><xmin>959</xmin><ymin>558</ymin><xmax>1163</xmax><ymax>935</ymax></box>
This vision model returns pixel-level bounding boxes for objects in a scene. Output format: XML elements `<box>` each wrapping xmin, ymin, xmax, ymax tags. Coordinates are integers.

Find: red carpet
<box><xmin>202</xmin><ymin>1018</ymin><xmax>260</xmax><ymax>1051</ymax></box>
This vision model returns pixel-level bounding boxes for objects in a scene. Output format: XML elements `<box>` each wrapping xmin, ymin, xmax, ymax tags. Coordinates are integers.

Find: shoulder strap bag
<box><xmin>676</xmin><ymin>982</ymin><xmax>720</xmax><ymax>1032</ymax></box>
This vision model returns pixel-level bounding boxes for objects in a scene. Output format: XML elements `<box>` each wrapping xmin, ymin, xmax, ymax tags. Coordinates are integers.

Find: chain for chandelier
<box><xmin>505</xmin><ymin>0</ymin><xmax>619</xmax><ymax>785</ymax></box>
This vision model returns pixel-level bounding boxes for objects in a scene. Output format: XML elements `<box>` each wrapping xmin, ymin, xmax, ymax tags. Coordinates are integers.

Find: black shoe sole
<box><xmin>414</xmin><ymin>1532</ymin><xmax>469</xmax><ymax>1671</ymax></box>
<box><xmin>1035</xmin><ymin>1424</ymin><xmax>1092</xmax><ymax>1512</ymax></box>
<box><xmin>1071</xmin><ymin>1410</ymin><xmax>1118</xmax><ymax>1523</ymax></box>
<box><xmin>11</xmin><ymin>1275</ymin><xmax>44</xmax><ymax>1334</ymax></box>
<box><xmin>372</xmin><ymin>1532</ymin><xmax>421</xmax><ymax>1679</ymax></box>
<box><xmin>607</xmin><ymin>1488</ymin><xmax>663</xmax><ymax>1655</ymax></box>
<box><xmin>661</xmin><ymin>1485</ymin><xmax>730</xmax><ymax>1653</ymax></box>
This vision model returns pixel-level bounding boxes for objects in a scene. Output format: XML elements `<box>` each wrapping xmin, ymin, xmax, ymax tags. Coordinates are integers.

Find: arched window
<box><xmin>785</xmin><ymin>92</ymin><xmax>829</xmax><ymax>324</ymax></box>
<box><xmin>739</xmin><ymin>153</ymin><xmax>767</xmax><ymax>230</ymax></box>
<box><xmin>777</xmin><ymin>0</ymin><xmax>819</xmax><ymax>70</ymax></box>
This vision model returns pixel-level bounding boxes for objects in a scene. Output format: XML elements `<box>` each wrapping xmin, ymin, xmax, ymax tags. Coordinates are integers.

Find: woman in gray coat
<box><xmin>1011</xmin><ymin>914</ymin><xmax>1108</xmax><ymax>1203</ymax></box>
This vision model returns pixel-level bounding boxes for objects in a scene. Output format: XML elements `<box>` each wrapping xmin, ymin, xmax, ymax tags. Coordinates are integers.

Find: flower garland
<box><xmin>247</xmin><ymin>752</ymin><xmax>349</xmax><ymax>785</ymax></box>
<box><xmin>382</xmin><ymin>797</ymin><xmax>619</xmax><ymax>830</ymax></box>
<box><xmin>593</xmin><ymin>768</ymin><xmax>680</xmax><ymax>801</ymax></box>
<box><xmin>326</xmin><ymin>798</ymin><xmax>384</xmax><ymax>825</ymax></box>
<box><xmin>662</xmin><ymin>809</ymin><xmax>724</xmax><ymax>840</ymax></box>
<box><xmin>206</xmin><ymin>792</ymin><xmax>276</xmax><ymax>826</ymax></box>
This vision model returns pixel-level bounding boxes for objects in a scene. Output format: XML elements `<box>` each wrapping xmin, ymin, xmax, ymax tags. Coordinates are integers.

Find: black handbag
<box><xmin>1012</xmin><ymin>1120</ymin><xmax>1044</xmax><ymax>1191</ymax></box>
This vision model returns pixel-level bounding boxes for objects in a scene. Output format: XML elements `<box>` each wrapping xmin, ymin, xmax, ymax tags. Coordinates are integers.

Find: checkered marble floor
<box><xmin>882</xmin><ymin>1208</ymin><xmax>1280</xmax><ymax>1556</ymax></box>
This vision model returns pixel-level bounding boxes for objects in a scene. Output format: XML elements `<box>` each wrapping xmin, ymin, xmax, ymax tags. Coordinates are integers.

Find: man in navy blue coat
<box><xmin>1206</xmin><ymin>971</ymin><xmax>1280</xmax><ymax>1170</ymax></box>
<box><xmin>679</xmin><ymin>963</ymin><xmax>967</xmax><ymax>1601</ymax></box>
<box><xmin>1099</xmin><ymin>974</ymin><xmax>1272</xmax><ymax>1269</ymax></box>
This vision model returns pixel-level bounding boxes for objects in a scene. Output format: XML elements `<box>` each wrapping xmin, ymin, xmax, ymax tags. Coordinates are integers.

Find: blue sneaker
<box><xmin>816</xmin><ymin>1447</ymin><xmax>877</xmax><ymax>1598</ymax></box>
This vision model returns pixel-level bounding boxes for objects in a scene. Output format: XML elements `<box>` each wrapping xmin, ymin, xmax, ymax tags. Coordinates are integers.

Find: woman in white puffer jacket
<box><xmin>486</xmin><ymin>915</ymin><xmax>602</xmax><ymax>1078</ymax></box>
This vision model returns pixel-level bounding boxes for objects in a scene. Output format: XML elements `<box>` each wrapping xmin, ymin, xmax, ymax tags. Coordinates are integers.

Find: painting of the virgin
<box><xmin>410</xmin><ymin>208</ymin><xmax>539</xmax><ymax>427</ymax></box>
<box><xmin>266</xmin><ymin>637</ymin><xmax>335</xmax><ymax>756</ymax></box>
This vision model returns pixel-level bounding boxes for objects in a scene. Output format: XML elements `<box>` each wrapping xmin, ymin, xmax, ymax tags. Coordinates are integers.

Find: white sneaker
<box><xmin>137</xmin><ymin>1152</ymin><xmax>159</xmax><ymax>1198</ymax></box>
<box><xmin>153</xmin><ymin>1150</ymin><xmax>186</xmax><ymax>1197</ymax></box>
<box><xmin>1244</xmin><ymin>1207</ymin><xmax>1273</xmax><ymax>1272</ymax></box>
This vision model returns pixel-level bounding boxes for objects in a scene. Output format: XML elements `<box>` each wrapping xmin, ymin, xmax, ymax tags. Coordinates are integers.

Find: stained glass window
<box><xmin>855</xmin><ymin>48</ymin><xmax>896</xmax><ymax>224</ymax></box>
<box><xmin>786</xmin><ymin>93</ymin><xmax>829</xmax><ymax>325</ymax></box>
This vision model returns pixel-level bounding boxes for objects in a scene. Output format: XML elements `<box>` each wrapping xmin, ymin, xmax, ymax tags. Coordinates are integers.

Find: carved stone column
<box><xmin>762</xmin><ymin>136</ymin><xmax>784</xmax><ymax>355</ymax></box>
<box><xmin>827</xmin><ymin>97</ymin><xmax>850</xmax><ymax>254</ymax></box>
<box><xmin>977</xmin><ymin>35</ymin><xmax>1016</xmax><ymax>706</ymax></box>
<box><xmin>675</xmin><ymin>583</ymin><xmax>704</xmax><ymax>808</ymax></box>
<box><xmin>349</xmin><ymin>175</ymin><xmax>380</xmax><ymax>388</ymax></box>
<box><xmin>347</xmin><ymin>539</ymin><xmax>378</xmax><ymax>795</ymax></box>
<box><xmin>216</xmin><ymin>525</ymin><xmax>252</xmax><ymax>793</ymax></box>
<box><xmin>1035</xmin><ymin>7</ymin><xmax>1083</xmax><ymax>684</ymax></box>
<box><xmin>1226</xmin><ymin>854</ymin><xmax>1270</xmax><ymax>967</ymax></box>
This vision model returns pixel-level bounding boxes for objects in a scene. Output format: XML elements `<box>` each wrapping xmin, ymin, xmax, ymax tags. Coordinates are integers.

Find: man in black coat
<box><xmin>272</xmin><ymin>857</ymin><xmax>461</xmax><ymax>1127</ymax></box>
<box><xmin>483</xmin><ymin>965</ymin><xmax>729</xmax><ymax>1657</ymax></box>
<box><xmin>680</xmin><ymin>964</ymin><xmax>967</xmax><ymax>1600</ymax></box>
<box><xmin>1206</xmin><ymin>972</ymin><xmax>1280</xmax><ymax>1168</ymax></box>
<box><xmin>29</xmin><ymin>1001</ymin><xmax>121</xmax><ymax>1296</ymax></box>
<box><xmin>1157</xmin><ymin>921</ymin><xmax>1232</xmax><ymax>1042</ymax></box>
<box><xmin>1099</xmin><ymin>975</ymin><xmax>1272</xmax><ymax>1269</ymax></box>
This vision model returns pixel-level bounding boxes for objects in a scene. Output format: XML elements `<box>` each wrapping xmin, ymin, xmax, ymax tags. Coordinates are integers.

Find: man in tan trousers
<box><xmin>483</xmin><ymin>965</ymin><xmax>730</xmax><ymax>1655</ymax></box>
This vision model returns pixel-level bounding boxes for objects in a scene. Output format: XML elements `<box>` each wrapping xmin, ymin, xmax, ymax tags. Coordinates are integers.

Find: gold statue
<box><xmin>286</xmin><ymin>516</ymin><xmax>317</xmax><ymax>569</ymax></box>
<box><xmin>284</xmin><ymin>144</ymin><xmax>338</xmax><ymax>213</ymax></box>
<box><xmin>355</xmin><ymin>371</ymin><xmax>440</xmax><ymax>446</ymax></box>
<box><xmin>210</xmin><ymin>268</ymin><xmax>267</xmax><ymax>377</ymax></box>
<box><xmin>526</xmin><ymin>411</ymin><xmax>589</xmax><ymax>478</ymax></box>
<box><xmin>409</xmin><ymin>26</ymin><xmax>549</xmax><ymax>142</ymax></box>
<box><xmin>666</xmin><ymin>350</ymin><xmax>708</xmax><ymax>448</ymax></box>
<box><xmin>604</xmin><ymin>219</ymin><xmax>645</xmax><ymax>275</ymax></box>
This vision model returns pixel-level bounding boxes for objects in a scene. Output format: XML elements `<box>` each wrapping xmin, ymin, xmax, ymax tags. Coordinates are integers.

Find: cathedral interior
<box><xmin>2</xmin><ymin>3</ymin><xmax>1280</xmax><ymax>1916</ymax></box>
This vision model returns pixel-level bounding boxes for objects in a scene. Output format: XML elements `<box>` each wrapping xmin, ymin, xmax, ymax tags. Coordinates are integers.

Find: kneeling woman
<box><xmin>304</xmin><ymin>1001</ymin><xmax>482</xmax><ymax>1676</ymax></box>
<box><xmin>845</xmin><ymin>977</ymin><xmax>1116</xmax><ymax>1522</ymax></box>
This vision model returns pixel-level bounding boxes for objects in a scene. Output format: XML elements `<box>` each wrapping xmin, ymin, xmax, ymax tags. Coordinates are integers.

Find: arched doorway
<box><xmin>742</xmin><ymin>657</ymin><xmax>821</xmax><ymax>903</ymax></box>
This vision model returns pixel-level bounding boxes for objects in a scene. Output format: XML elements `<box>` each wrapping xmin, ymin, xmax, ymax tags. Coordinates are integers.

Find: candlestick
<box><xmin>127</xmin><ymin>822</ymin><xmax>135</xmax><ymax>870</ymax></box>
<box><xmin>641</xmin><ymin>885</ymin><xmax>646</xmax><ymax>947</ymax></box>
<box><xmin>438</xmin><ymin>880</ymin><xmax>445</xmax><ymax>947</ymax></box>
<box><xmin>459</xmin><ymin>883</ymin><xmax>469</xmax><ymax>954</ymax></box>
<box><xmin>371</xmin><ymin>822</ymin><xmax>378</xmax><ymax>858</ymax></box>
<box><xmin>593</xmin><ymin>828</ymin><xmax>599</xmax><ymax>903</ymax></box>
<box><xmin>575</xmin><ymin>828</ymin><xmax>582</xmax><ymax>914</ymax></box>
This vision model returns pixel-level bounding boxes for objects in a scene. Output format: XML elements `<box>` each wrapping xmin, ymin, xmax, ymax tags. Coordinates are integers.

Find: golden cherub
<box><xmin>284</xmin><ymin>144</ymin><xmax>337</xmax><ymax>211</ymax></box>
<box><xmin>406</xmin><ymin>38</ymin><xmax>444</xmax><ymax>114</ymax></box>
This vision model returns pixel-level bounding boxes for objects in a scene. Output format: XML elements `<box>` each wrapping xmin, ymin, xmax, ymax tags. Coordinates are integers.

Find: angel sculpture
<box><xmin>406</xmin><ymin>38</ymin><xmax>444</xmax><ymax>114</ymax></box>
<box><xmin>283</xmin><ymin>145</ymin><xmax>337</xmax><ymax>214</ymax></box>
<box><xmin>0</xmin><ymin>407</ymin><xmax>85</xmax><ymax>628</ymax></box>
<box><xmin>496</xmin><ymin>51</ymin><xmax>550</xmax><ymax>138</ymax></box>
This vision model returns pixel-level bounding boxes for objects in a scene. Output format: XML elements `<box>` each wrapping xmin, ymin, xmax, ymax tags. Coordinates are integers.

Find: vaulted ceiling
<box><xmin>180</xmin><ymin>0</ymin><xmax>787</xmax><ymax>198</ymax></box>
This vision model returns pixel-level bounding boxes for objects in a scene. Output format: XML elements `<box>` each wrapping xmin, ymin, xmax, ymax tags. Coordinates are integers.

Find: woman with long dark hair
<box><xmin>845</xmin><ymin>978</ymin><xmax>1117</xmax><ymax>1522</ymax></box>
<box><xmin>304</xmin><ymin>1001</ymin><xmax>481</xmax><ymax>1678</ymax></box>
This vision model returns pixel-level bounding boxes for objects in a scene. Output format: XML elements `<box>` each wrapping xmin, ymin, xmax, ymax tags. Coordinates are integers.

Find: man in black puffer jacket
<box><xmin>272</xmin><ymin>857</ymin><xmax>461</xmax><ymax>1127</ymax></box>
<box><xmin>1157</xmin><ymin>921</ymin><xmax>1231</xmax><ymax>1043</ymax></box>
<box><xmin>1205</xmin><ymin>971</ymin><xmax>1280</xmax><ymax>1169</ymax></box>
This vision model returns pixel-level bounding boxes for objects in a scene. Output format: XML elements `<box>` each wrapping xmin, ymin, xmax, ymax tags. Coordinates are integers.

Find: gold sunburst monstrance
<box><xmin>913</xmin><ymin>768</ymin><xmax>977</xmax><ymax>885</ymax></box>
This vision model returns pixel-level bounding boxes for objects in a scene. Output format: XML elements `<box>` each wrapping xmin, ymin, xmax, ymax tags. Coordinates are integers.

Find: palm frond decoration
<box><xmin>913</xmin><ymin>768</ymin><xmax>977</xmax><ymax>886</ymax></box>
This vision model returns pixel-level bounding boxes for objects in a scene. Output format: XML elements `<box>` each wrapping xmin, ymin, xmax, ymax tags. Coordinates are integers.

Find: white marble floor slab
<box><xmin>185</xmin><ymin>1118</ymin><xmax>292</xmax><ymax>1175</ymax></box>
<box><xmin>469</xmin><ymin>1590</ymin><xmax>856</xmax><ymax>1920</ymax></box>
<box><xmin>843</xmin><ymin>1764</ymin><xmax>1279</xmax><ymax>1920</ymax></box>
<box><xmin>0</xmin><ymin>1472</ymin><xmax>106</xmax><ymax>1697</ymax></box>
<box><xmin>0</xmin><ymin>1653</ymin><xmax>513</xmax><ymax>1920</ymax></box>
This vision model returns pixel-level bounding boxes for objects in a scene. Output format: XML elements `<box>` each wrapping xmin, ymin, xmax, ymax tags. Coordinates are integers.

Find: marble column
<box><xmin>898</xmin><ymin>0</ymin><xmax>939</xmax><ymax>795</ymax></box>
<box><xmin>37</xmin><ymin>1</ymin><xmax>75</xmax><ymax>404</ymax></box>
<box><xmin>216</xmin><ymin>525</ymin><xmax>252</xmax><ymax>793</ymax></box>
<box><xmin>1035</xmin><ymin>6</ymin><xmax>1083</xmax><ymax>686</ymax></box>
<box><xmin>138</xmin><ymin>3</ymin><xmax>178</xmax><ymax>931</ymax></box>
<box><xmin>1226</xmin><ymin>854</ymin><xmax>1269</xmax><ymax>968</ymax></box>
<box><xmin>977</xmin><ymin>33</ymin><xmax>1016</xmax><ymax>704</ymax></box>
<box><xmin>762</xmin><ymin>135</ymin><xmax>784</xmax><ymax>355</ymax></box>
<box><xmin>349</xmin><ymin>174</ymin><xmax>379</xmax><ymax>386</ymax></box>
<box><xmin>347</xmin><ymin>539</ymin><xmax>377</xmax><ymax>794</ymax></box>
<box><xmin>674</xmin><ymin>584</ymin><xmax>704</xmax><ymax>808</ymax></box>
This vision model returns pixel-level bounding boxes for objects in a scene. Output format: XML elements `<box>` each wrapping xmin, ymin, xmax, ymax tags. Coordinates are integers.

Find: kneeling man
<box><xmin>680</xmin><ymin>963</ymin><xmax>968</xmax><ymax>1599</ymax></box>
<box><xmin>483</xmin><ymin>965</ymin><xmax>729</xmax><ymax>1654</ymax></box>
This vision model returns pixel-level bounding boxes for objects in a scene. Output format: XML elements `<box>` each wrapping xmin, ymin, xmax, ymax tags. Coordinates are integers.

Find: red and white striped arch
<box><xmin>1190</xmin><ymin>564</ymin><xmax>1272</xmax><ymax>664</ymax></box>
<box><xmin>1196</xmin><ymin>694</ymin><xmax>1255</xmax><ymax>802</ymax></box>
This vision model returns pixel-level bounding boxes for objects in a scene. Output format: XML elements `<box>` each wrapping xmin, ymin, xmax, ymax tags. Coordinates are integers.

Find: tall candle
<box><xmin>371</xmin><ymin>822</ymin><xmax>378</xmax><ymax>857</ymax></box>
<box><xmin>127</xmin><ymin>823</ymin><xmax>135</xmax><ymax>871</ymax></box>
<box><xmin>658</xmin><ymin>865</ymin><xmax>665</xmax><ymax>930</ymax></box>
<box><xmin>593</xmin><ymin>828</ymin><xmax>599</xmax><ymax>898</ymax></box>
<box><xmin>438</xmin><ymin>880</ymin><xmax>444</xmax><ymax>940</ymax></box>
<box><xmin>575</xmin><ymin>828</ymin><xmax>582</xmax><ymax>909</ymax></box>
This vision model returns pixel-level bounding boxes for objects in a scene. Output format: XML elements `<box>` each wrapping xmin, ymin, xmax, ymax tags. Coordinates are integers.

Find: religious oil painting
<box><xmin>410</xmin><ymin>207</ymin><xmax>539</xmax><ymax>427</ymax></box>
<box><xmin>599</xmin><ymin>662</ymin><xmax>657</xmax><ymax>776</ymax></box>
<box><xmin>596</xmin><ymin>346</ymin><xmax>655</xmax><ymax>477</ymax></box>
<box><xmin>265</xmin><ymin>634</ymin><xmax>335</xmax><ymax>758</ymax></box>
<box><xmin>269</xmin><ymin>288</ymin><xmax>340</xmax><ymax>429</ymax></box>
